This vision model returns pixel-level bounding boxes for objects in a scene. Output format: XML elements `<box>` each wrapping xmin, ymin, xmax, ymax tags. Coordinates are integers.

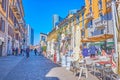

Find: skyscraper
<box><xmin>53</xmin><ymin>14</ymin><xmax>63</xmax><ymax>29</ymax></box>
<box><xmin>26</xmin><ymin>24</ymin><xmax>34</xmax><ymax>46</ymax></box>
<box><xmin>31</xmin><ymin>28</ymin><xmax>34</xmax><ymax>45</ymax></box>
<box><xmin>69</xmin><ymin>9</ymin><xmax>77</xmax><ymax>15</ymax></box>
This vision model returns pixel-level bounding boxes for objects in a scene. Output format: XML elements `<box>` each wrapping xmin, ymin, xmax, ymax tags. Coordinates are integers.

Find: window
<box><xmin>91</xmin><ymin>32</ymin><xmax>93</xmax><ymax>36</ymax></box>
<box><xmin>89</xmin><ymin>0</ymin><xmax>92</xmax><ymax>5</ymax></box>
<box><xmin>8</xmin><ymin>25</ymin><xmax>14</xmax><ymax>38</ymax></box>
<box><xmin>100</xmin><ymin>13</ymin><xmax>103</xmax><ymax>20</ymax></box>
<box><xmin>9</xmin><ymin>8</ymin><xmax>15</xmax><ymax>23</ymax></box>
<box><xmin>2</xmin><ymin>0</ymin><xmax>6</xmax><ymax>11</ymax></box>
<box><xmin>2</xmin><ymin>20</ymin><xmax>5</xmax><ymax>32</ymax></box>
<box><xmin>99</xmin><ymin>0</ymin><xmax>102</xmax><ymax>10</ymax></box>
<box><xmin>41</xmin><ymin>36</ymin><xmax>45</xmax><ymax>41</ymax></box>
<box><xmin>90</xmin><ymin>7</ymin><xmax>92</xmax><ymax>12</ymax></box>
<box><xmin>0</xmin><ymin>18</ymin><xmax>5</xmax><ymax>32</ymax></box>
<box><xmin>76</xmin><ymin>16</ymin><xmax>79</xmax><ymax>23</ymax></box>
<box><xmin>90</xmin><ymin>20</ymin><xmax>92</xmax><ymax>25</ymax></box>
<box><xmin>101</xmin><ymin>29</ymin><xmax>104</xmax><ymax>34</ymax></box>
<box><xmin>82</xmin><ymin>12</ymin><xmax>84</xmax><ymax>28</ymax></box>
<box><xmin>16</xmin><ymin>33</ymin><xmax>19</xmax><ymax>40</ymax></box>
<box><xmin>81</xmin><ymin>31</ymin><xmax>85</xmax><ymax>37</ymax></box>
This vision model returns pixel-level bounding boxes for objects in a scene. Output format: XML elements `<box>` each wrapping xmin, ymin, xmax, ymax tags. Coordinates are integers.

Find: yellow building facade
<box><xmin>0</xmin><ymin>0</ymin><xmax>25</xmax><ymax>56</ymax></box>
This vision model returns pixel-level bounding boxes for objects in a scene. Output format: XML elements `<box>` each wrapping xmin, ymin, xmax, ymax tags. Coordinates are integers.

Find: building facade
<box><xmin>47</xmin><ymin>0</ymin><xmax>117</xmax><ymax>68</ymax></box>
<box><xmin>0</xmin><ymin>0</ymin><xmax>26</xmax><ymax>56</ymax></box>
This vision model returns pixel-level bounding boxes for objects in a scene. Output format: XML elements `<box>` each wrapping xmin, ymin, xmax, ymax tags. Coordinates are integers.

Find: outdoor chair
<box><xmin>78</xmin><ymin>59</ymin><xmax>88</xmax><ymax>80</ymax></box>
<box><xmin>72</xmin><ymin>61</ymin><xmax>81</xmax><ymax>76</ymax></box>
<box><xmin>85</xmin><ymin>57</ymin><xmax>93</xmax><ymax>71</ymax></box>
<box><xmin>94</xmin><ymin>63</ymin><xmax>104</xmax><ymax>77</ymax></box>
<box><xmin>103</xmin><ymin>64</ymin><xmax>117</xmax><ymax>80</ymax></box>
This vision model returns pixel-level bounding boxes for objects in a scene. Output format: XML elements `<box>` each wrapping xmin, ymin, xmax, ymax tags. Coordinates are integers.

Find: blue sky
<box><xmin>22</xmin><ymin>0</ymin><xmax>85</xmax><ymax>45</ymax></box>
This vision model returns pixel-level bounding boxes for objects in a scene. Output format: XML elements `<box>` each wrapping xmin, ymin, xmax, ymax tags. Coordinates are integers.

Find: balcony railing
<box><xmin>86</xmin><ymin>12</ymin><xmax>93</xmax><ymax>20</ymax></box>
<box><xmin>94</xmin><ymin>17</ymin><xmax>106</xmax><ymax>29</ymax></box>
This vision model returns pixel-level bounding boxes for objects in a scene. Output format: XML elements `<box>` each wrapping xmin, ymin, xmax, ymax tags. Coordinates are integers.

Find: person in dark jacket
<box><xmin>34</xmin><ymin>48</ymin><xmax>37</xmax><ymax>55</ymax></box>
<box><xmin>26</xmin><ymin>47</ymin><xmax>30</xmax><ymax>58</ymax></box>
<box><xmin>89</xmin><ymin>44</ymin><xmax>97</xmax><ymax>57</ymax></box>
<box><xmin>16</xmin><ymin>47</ymin><xmax>18</xmax><ymax>56</ymax></box>
<box><xmin>82</xmin><ymin>46</ymin><xmax>89</xmax><ymax>58</ymax></box>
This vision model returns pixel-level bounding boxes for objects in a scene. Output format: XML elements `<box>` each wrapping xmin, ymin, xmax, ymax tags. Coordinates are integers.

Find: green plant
<box><xmin>42</xmin><ymin>46</ymin><xmax>47</xmax><ymax>52</ymax></box>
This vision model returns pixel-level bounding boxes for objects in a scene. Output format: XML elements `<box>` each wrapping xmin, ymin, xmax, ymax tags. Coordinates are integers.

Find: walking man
<box><xmin>16</xmin><ymin>47</ymin><xmax>18</xmax><ymax>56</ymax></box>
<box><xmin>26</xmin><ymin>46</ymin><xmax>30</xmax><ymax>58</ymax></box>
<box><xmin>34</xmin><ymin>48</ymin><xmax>37</xmax><ymax>55</ymax></box>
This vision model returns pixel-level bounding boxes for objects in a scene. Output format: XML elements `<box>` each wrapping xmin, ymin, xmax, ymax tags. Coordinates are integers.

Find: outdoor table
<box><xmin>95</xmin><ymin>57</ymin><xmax>111</xmax><ymax>79</ymax></box>
<box><xmin>84</xmin><ymin>56</ymin><xmax>111</xmax><ymax>75</ymax></box>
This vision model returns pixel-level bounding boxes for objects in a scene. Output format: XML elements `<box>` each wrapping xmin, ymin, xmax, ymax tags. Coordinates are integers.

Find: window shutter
<box><xmin>2</xmin><ymin>20</ymin><xmax>5</xmax><ymax>32</ymax></box>
<box><xmin>0</xmin><ymin>18</ymin><xmax>2</xmax><ymax>31</ymax></box>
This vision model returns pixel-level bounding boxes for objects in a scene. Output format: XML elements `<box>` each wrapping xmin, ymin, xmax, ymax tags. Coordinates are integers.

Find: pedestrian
<box><xmin>89</xmin><ymin>44</ymin><xmax>97</xmax><ymax>58</ymax></box>
<box><xmin>12</xmin><ymin>48</ymin><xmax>15</xmax><ymax>55</ymax></box>
<box><xmin>34</xmin><ymin>48</ymin><xmax>37</xmax><ymax>55</ymax></box>
<box><xmin>16</xmin><ymin>47</ymin><xmax>18</xmax><ymax>56</ymax></box>
<box><xmin>18</xmin><ymin>48</ymin><xmax>21</xmax><ymax>56</ymax></box>
<box><xmin>82</xmin><ymin>45</ymin><xmax>89</xmax><ymax>58</ymax></box>
<box><xmin>26</xmin><ymin>46</ymin><xmax>30</xmax><ymax>58</ymax></box>
<box><xmin>21</xmin><ymin>48</ymin><xmax>23</xmax><ymax>55</ymax></box>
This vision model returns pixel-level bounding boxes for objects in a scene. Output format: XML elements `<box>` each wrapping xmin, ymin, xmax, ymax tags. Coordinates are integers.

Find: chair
<box><xmin>103</xmin><ymin>64</ymin><xmax>113</xmax><ymax>80</ymax></box>
<box><xmin>72</xmin><ymin>61</ymin><xmax>80</xmax><ymax>75</ymax></box>
<box><xmin>78</xmin><ymin>59</ymin><xmax>88</xmax><ymax>80</ymax></box>
<box><xmin>85</xmin><ymin>57</ymin><xmax>93</xmax><ymax>71</ymax></box>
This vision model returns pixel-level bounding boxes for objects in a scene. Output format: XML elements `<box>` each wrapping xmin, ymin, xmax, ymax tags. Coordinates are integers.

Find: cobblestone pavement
<box><xmin>0</xmin><ymin>52</ymin><xmax>100</xmax><ymax>80</ymax></box>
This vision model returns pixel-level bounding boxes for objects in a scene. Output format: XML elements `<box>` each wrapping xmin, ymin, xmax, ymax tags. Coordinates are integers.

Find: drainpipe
<box><xmin>111</xmin><ymin>0</ymin><xmax>119</xmax><ymax>73</ymax></box>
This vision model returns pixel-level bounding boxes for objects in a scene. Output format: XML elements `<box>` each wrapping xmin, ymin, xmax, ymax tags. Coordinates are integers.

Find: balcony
<box><xmin>106</xmin><ymin>1</ymin><xmax>111</xmax><ymax>8</ymax></box>
<box><xmin>94</xmin><ymin>17</ymin><xmax>106</xmax><ymax>29</ymax></box>
<box><xmin>14</xmin><ymin>23</ymin><xmax>19</xmax><ymax>30</ymax></box>
<box><xmin>10</xmin><ymin>1</ymin><xmax>21</xmax><ymax>19</ymax></box>
<box><xmin>86</xmin><ymin>12</ymin><xmax>93</xmax><ymax>20</ymax></box>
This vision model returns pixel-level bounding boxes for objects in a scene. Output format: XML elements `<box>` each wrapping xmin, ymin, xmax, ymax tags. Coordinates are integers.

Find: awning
<box><xmin>81</xmin><ymin>34</ymin><xmax>113</xmax><ymax>43</ymax></box>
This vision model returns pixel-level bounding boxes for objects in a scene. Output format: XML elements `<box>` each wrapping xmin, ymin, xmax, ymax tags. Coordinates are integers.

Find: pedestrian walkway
<box><xmin>0</xmin><ymin>56</ymin><xmax>24</xmax><ymax>80</ymax></box>
<box><xmin>0</xmin><ymin>52</ymin><xmax>100</xmax><ymax>80</ymax></box>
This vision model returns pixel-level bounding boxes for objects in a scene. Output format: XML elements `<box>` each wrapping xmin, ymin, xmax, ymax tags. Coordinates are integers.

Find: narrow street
<box><xmin>0</xmin><ymin>52</ymin><xmax>77</xmax><ymax>80</ymax></box>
